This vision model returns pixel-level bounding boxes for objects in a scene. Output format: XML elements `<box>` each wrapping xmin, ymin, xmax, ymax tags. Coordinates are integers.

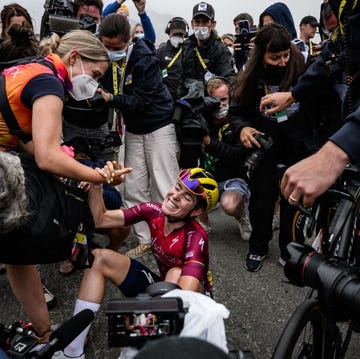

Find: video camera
<box><xmin>105</xmin><ymin>282</ymin><xmax>186</xmax><ymax>349</ymax></box>
<box><xmin>235</xmin><ymin>20</ymin><xmax>256</xmax><ymax>47</ymax></box>
<box><xmin>40</xmin><ymin>0</ymin><xmax>97</xmax><ymax>38</ymax></box>
<box><xmin>173</xmin><ymin>96</ymin><xmax>220</xmax><ymax>146</ymax></box>
<box><xmin>285</xmin><ymin>242</ymin><xmax>360</xmax><ymax>325</ymax></box>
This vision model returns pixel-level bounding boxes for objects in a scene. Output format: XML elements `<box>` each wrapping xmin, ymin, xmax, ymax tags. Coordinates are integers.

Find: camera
<box><xmin>40</xmin><ymin>0</ymin><xmax>97</xmax><ymax>38</ymax></box>
<box><xmin>245</xmin><ymin>133</ymin><xmax>274</xmax><ymax>176</ymax></box>
<box><xmin>285</xmin><ymin>242</ymin><xmax>360</xmax><ymax>324</ymax></box>
<box><xmin>105</xmin><ymin>292</ymin><xmax>185</xmax><ymax>348</ymax></box>
<box><xmin>173</xmin><ymin>96</ymin><xmax>220</xmax><ymax>146</ymax></box>
<box><xmin>235</xmin><ymin>20</ymin><xmax>256</xmax><ymax>46</ymax></box>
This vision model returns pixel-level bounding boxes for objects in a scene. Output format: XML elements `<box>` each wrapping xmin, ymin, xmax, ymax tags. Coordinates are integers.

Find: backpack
<box><xmin>0</xmin><ymin>59</ymin><xmax>94</xmax><ymax>265</ymax></box>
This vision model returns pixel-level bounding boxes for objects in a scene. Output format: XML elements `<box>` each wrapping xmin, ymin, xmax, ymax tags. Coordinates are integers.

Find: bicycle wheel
<box><xmin>272</xmin><ymin>299</ymin><xmax>324</xmax><ymax>359</ymax></box>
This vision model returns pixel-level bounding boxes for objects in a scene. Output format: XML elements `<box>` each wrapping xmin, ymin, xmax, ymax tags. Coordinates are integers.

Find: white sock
<box><xmin>63</xmin><ymin>299</ymin><xmax>100</xmax><ymax>358</ymax></box>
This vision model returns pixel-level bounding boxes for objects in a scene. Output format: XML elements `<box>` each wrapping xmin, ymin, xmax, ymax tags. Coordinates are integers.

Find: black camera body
<box><xmin>40</xmin><ymin>0</ymin><xmax>97</xmax><ymax>38</ymax></box>
<box><xmin>235</xmin><ymin>19</ymin><xmax>256</xmax><ymax>46</ymax></box>
<box><xmin>245</xmin><ymin>133</ymin><xmax>274</xmax><ymax>176</ymax></box>
<box><xmin>173</xmin><ymin>96</ymin><xmax>220</xmax><ymax>146</ymax></box>
<box><xmin>285</xmin><ymin>242</ymin><xmax>360</xmax><ymax>325</ymax></box>
<box><xmin>105</xmin><ymin>293</ymin><xmax>185</xmax><ymax>348</ymax></box>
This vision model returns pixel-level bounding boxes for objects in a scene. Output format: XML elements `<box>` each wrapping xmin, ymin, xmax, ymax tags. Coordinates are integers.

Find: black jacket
<box><xmin>156</xmin><ymin>40</ymin><xmax>184</xmax><ymax>101</ymax></box>
<box><xmin>109</xmin><ymin>38</ymin><xmax>174</xmax><ymax>134</ymax></box>
<box><xmin>180</xmin><ymin>32</ymin><xmax>235</xmax><ymax>97</ymax></box>
<box><xmin>204</xmin><ymin>118</ymin><xmax>247</xmax><ymax>182</ymax></box>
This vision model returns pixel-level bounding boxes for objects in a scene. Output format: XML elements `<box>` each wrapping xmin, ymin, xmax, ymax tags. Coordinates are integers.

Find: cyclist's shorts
<box><xmin>118</xmin><ymin>258</ymin><xmax>160</xmax><ymax>297</ymax></box>
<box><xmin>219</xmin><ymin>178</ymin><xmax>251</xmax><ymax>202</ymax></box>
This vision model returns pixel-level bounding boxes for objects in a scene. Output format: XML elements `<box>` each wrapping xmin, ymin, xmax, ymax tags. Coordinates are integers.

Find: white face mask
<box><xmin>69</xmin><ymin>59</ymin><xmax>99</xmax><ymax>101</ymax></box>
<box><xmin>134</xmin><ymin>33</ymin><xmax>145</xmax><ymax>39</ymax></box>
<box><xmin>213</xmin><ymin>104</ymin><xmax>229</xmax><ymax>119</ymax></box>
<box><xmin>194</xmin><ymin>26</ymin><xmax>210</xmax><ymax>40</ymax></box>
<box><xmin>106</xmin><ymin>49</ymin><xmax>127</xmax><ymax>62</ymax></box>
<box><xmin>170</xmin><ymin>35</ymin><xmax>184</xmax><ymax>48</ymax></box>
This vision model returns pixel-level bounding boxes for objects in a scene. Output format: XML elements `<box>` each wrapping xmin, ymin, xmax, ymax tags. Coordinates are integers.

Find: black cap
<box><xmin>300</xmin><ymin>15</ymin><xmax>319</xmax><ymax>26</ymax></box>
<box><xmin>192</xmin><ymin>2</ymin><xmax>215</xmax><ymax>20</ymax></box>
<box><xmin>166</xmin><ymin>17</ymin><xmax>188</xmax><ymax>36</ymax></box>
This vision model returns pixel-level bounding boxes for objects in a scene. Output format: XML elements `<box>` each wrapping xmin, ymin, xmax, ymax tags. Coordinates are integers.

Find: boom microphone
<box><xmin>29</xmin><ymin>309</ymin><xmax>94</xmax><ymax>358</ymax></box>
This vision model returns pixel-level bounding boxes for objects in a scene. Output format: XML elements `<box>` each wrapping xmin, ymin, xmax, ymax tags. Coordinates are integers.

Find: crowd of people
<box><xmin>1</xmin><ymin>0</ymin><xmax>359</xmax><ymax>357</ymax></box>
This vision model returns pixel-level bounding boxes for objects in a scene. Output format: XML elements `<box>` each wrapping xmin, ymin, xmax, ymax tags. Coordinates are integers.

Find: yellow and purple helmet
<box><xmin>178</xmin><ymin>168</ymin><xmax>219</xmax><ymax>211</ymax></box>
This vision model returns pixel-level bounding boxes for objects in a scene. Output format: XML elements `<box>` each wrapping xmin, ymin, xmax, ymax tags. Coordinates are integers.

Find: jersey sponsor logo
<box><xmin>140</xmin><ymin>270</ymin><xmax>155</xmax><ymax>284</ymax></box>
<box><xmin>185</xmin><ymin>251</ymin><xmax>194</xmax><ymax>259</ymax></box>
<box><xmin>146</xmin><ymin>202</ymin><xmax>162</xmax><ymax>211</ymax></box>
<box><xmin>199</xmin><ymin>237</ymin><xmax>205</xmax><ymax>251</ymax></box>
<box><xmin>170</xmin><ymin>236</ymin><xmax>179</xmax><ymax>249</ymax></box>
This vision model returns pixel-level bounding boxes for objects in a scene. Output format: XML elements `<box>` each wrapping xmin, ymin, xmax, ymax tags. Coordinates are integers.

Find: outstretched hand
<box><xmin>281</xmin><ymin>142</ymin><xmax>350</xmax><ymax>207</ymax></box>
<box><xmin>260</xmin><ymin>92</ymin><xmax>294</xmax><ymax>115</ymax></box>
<box><xmin>95</xmin><ymin>161</ymin><xmax>132</xmax><ymax>185</ymax></box>
<box><xmin>133</xmin><ymin>0</ymin><xmax>146</xmax><ymax>14</ymax></box>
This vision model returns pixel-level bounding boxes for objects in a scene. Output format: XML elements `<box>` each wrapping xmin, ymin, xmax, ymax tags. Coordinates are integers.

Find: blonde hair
<box><xmin>0</xmin><ymin>152</ymin><xmax>28</xmax><ymax>233</ymax></box>
<box><xmin>39</xmin><ymin>32</ymin><xmax>60</xmax><ymax>56</ymax></box>
<box><xmin>40</xmin><ymin>30</ymin><xmax>109</xmax><ymax>63</ymax></box>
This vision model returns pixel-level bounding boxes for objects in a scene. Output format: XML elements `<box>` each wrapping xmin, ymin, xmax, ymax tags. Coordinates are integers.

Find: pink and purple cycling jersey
<box><xmin>123</xmin><ymin>202</ymin><xmax>211</xmax><ymax>291</ymax></box>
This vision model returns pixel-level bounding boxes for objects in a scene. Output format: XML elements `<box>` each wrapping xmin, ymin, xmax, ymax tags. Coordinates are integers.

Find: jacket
<box><xmin>156</xmin><ymin>40</ymin><xmax>184</xmax><ymax>100</ymax></box>
<box><xmin>180</xmin><ymin>32</ymin><xmax>235</xmax><ymax>97</ymax></box>
<box><xmin>109</xmin><ymin>38</ymin><xmax>174</xmax><ymax>135</ymax></box>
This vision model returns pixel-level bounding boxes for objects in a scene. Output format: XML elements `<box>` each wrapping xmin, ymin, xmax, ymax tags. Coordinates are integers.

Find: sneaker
<box><xmin>245</xmin><ymin>253</ymin><xmax>266</xmax><ymax>272</ymax></box>
<box><xmin>272</xmin><ymin>215</ymin><xmax>280</xmax><ymax>231</ymax></box>
<box><xmin>125</xmin><ymin>244</ymin><xmax>152</xmax><ymax>259</ymax></box>
<box><xmin>0</xmin><ymin>263</ymin><xmax>6</xmax><ymax>274</ymax></box>
<box><xmin>52</xmin><ymin>351</ymin><xmax>85</xmax><ymax>359</ymax></box>
<box><xmin>42</xmin><ymin>281</ymin><xmax>57</xmax><ymax>310</ymax></box>
<box><xmin>237</xmin><ymin>216</ymin><xmax>252</xmax><ymax>241</ymax></box>
<box><xmin>278</xmin><ymin>257</ymin><xmax>287</xmax><ymax>267</ymax></box>
<box><xmin>59</xmin><ymin>259</ymin><xmax>75</xmax><ymax>275</ymax></box>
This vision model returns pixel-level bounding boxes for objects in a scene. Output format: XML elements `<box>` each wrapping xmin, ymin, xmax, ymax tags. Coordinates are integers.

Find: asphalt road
<box><xmin>1</xmin><ymin>206</ymin><xmax>359</xmax><ymax>358</ymax></box>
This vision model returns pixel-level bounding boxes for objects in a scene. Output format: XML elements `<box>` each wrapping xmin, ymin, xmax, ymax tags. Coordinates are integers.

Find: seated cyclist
<box><xmin>58</xmin><ymin>168</ymin><xmax>219</xmax><ymax>359</ymax></box>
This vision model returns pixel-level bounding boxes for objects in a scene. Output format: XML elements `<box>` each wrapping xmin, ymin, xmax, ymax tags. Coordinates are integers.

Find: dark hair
<box><xmin>0</xmin><ymin>3</ymin><xmax>33</xmax><ymax>39</ymax></box>
<box><xmin>232</xmin><ymin>23</ymin><xmax>305</xmax><ymax>105</ymax></box>
<box><xmin>99</xmin><ymin>13</ymin><xmax>131</xmax><ymax>41</ymax></box>
<box><xmin>233</xmin><ymin>12</ymin><xmax>254</xmax><ymax>27</ymax></box>
<box><xmin>0</xmin><ymin>22</ymin><xmax>39</xmax><ymax>62</ymax></box>
<box><xmin>74</xmin><ymin>0</ymin><xmax>104</xmax><ymax>16</ymax></box>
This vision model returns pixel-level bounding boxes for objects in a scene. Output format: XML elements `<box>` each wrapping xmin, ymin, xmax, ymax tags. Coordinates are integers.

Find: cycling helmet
<box><xmin>178</xmin><ymin>168</ymin><xmax>219</xmax><ymax>211</ymax></box>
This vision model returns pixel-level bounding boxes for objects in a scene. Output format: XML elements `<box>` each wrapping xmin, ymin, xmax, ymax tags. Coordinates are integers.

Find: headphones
<box><xmin>165</xmin><ymin>17</ymin><xmax>189</xmax><ymax>36</ymax></box>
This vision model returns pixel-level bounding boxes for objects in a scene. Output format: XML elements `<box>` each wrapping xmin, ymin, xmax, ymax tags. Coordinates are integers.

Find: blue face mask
<box><xmin>134</xmin><ymin>33</ymin><xmax>145</xmax><ymax>39</ymax></box>
<box><xmin>106</xmin><ymin>49</ymin><xmax>127</xmax><ymax>62</ymax></box>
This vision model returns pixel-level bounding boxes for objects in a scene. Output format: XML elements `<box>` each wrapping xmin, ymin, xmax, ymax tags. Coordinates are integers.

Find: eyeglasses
<box><xmin>178</xmin><ymin>169</ymin><xmax>205</xmax><ymax>198</ymax></box>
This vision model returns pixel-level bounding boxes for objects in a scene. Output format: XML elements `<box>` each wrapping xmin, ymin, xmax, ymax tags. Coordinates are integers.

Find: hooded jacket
<box><xmin>259</xmin><ymin>2</ymin><xmax>297</xmax><ymax>39</ymax></box>
<box><xmin>109</xmin><ymin>38</ymin><xmax>174</xmax><ymax>135</ymax></box>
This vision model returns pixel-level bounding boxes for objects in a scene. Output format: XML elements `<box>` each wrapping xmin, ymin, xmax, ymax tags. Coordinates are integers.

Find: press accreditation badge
<box><xmin>275</xmin><ymin>110</ymin><xmax>288</xmax><ymax>123</ymax></box>
<box><xmin>162</xmin><ymin>68</ymin><xmax>168</xmax><ymax>78</ymax></box>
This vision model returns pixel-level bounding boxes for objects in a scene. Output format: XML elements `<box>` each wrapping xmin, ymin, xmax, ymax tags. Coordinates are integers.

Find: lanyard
<box><xmin>195</xmin><ymin>47</ymin><xmax>208</xmax><ymax>70</ymax></box>
<box><xmin>111</xmin><ymin>61</ymin><xmax>126</xmax><ymax>95</ymax></box>
<box><xmin>338</xmin><ymin>0</ymin><xmax>358</xmax><ymax>34</ymax></box>
<box><xmin>167</xmin><ymin>48</ymin><xmax>182</xmax><ymax>69</ymax></box>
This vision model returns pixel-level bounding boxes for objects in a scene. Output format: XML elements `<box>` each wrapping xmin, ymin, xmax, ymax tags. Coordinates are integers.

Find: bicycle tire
<box><xmin>272</xmin><ymin>299</ymin><xmax>324</xmax><ymax>359</ymax></box>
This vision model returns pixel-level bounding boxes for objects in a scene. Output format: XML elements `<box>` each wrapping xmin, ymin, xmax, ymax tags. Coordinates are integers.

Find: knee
<box><xmin>221</xmin><ymin>192</ymin><xmax>244</xmax><ymax>217</ymax></box>
<box><xmin>92</xmin><ymin>248</ymin><xmax>111</xmax><ymax>270</ymax></box>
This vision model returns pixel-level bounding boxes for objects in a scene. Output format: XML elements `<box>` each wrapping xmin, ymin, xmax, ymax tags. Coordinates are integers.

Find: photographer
<box><xmin>200</xmin><ymin>77</ymin><xmax>252</xmax><ymax>240</ymax></box>
<box><xmin>232</xmin><ymin>13</ymin><xmax>256</xmax><ymax>71</ymax></box>
<box><xmin>56</xmin><ymin>168</ymin><xmax>219</xmax><ymax>359</ymax></box>
<box><xmin>231</xmin><ymin>24</ymin><xmax>318</xmax><ymax>272</ymax></box>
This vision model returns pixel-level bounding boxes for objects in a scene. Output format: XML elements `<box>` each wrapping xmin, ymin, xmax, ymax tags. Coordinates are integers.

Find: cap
<box><xmin>300</xmin><ymin>15</ymin><xmax>319</xmax><ymax>27</ymax></box>
<box><xmin>167</xmin><ymin>17</ymin><xmax>188</xmax><ymax>36</ymax></box>
<box><xmin>192</xmin><ymin>2</ymin><xmax>215</xmax><ymax>20</ymax></box>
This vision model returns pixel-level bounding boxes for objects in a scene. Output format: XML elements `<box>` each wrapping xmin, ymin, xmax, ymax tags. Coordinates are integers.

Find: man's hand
<box><xmin>239</xmin><ymin>127</ymin><xmax>263</xmax><ymax>148</ymax></box>
<box><xmin>281</xmin><ymin>142</ymin><xmax>350</xmax><ymax>207</ymax></box>
<box><xmin>260</xmin><ymin>92</ymin><xmax>294</xmax><ymax>115</ymax></box>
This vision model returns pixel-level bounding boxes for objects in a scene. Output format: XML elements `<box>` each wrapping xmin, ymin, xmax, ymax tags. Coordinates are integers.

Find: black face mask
<box><xmin>263</xmin><ymin>64</ymin><xmax>288</xmax><ymax>85</ymax></box>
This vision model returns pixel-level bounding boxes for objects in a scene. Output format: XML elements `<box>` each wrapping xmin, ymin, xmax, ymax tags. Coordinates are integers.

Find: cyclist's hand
<box><xmin>281</xmin><ymin>142</ymin><xmax>350</xmax><ymax>207</ymax></box>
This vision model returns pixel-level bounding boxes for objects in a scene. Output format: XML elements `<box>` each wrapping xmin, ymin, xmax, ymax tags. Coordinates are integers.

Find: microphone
<box><xmin>28</xmin><ymin>309</ymin><xmax>94</xmax><ymax>358</ymax></box>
